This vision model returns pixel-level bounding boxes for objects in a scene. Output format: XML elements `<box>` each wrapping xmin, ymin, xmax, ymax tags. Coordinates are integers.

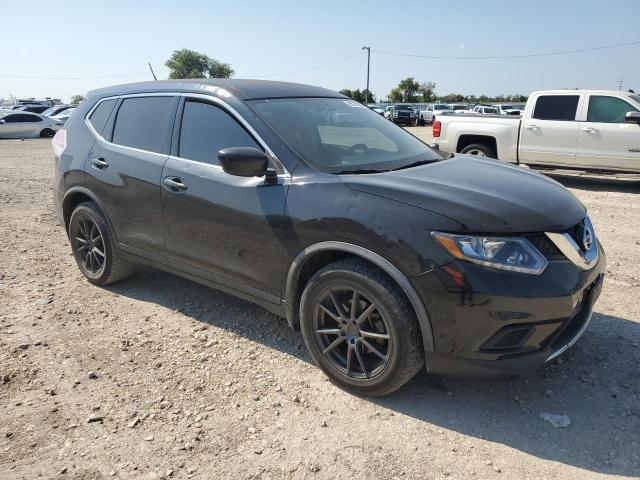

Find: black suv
<box><xmin>386</xmin><ymin>104</ymin><xmax>416</xmax><ymax>126</ymax></box>
<box><xmin>53</xmin><ymin>80</ymin><xmax>605</xmax><ymax>396</ymax></box>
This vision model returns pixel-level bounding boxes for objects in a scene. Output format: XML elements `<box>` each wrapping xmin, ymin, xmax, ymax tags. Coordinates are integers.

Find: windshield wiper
<box><xmin>390</xmin><ymin>159</ymin><xmax>437</xmax><ymax>171</ymax></box>
<box><xmin>335</xmin><ymin>168</ymin><xmax>388</xmax><ymax>175</ymax></box>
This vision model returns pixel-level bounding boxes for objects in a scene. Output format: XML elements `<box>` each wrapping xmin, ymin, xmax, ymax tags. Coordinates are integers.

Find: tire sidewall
<box><xmin>300</xmin><ymin>267</ymin><xmax>418</xmax><ymax>395</ymax></box>
<box><xmin>461</xmin><ymin>143</ymin><xmax>495</xmax><ymax>158</ymax></box>
<box><xmin>68</xmin><ymin>203</ymin><xmax>116</xmax><ymax>285</ymax></box>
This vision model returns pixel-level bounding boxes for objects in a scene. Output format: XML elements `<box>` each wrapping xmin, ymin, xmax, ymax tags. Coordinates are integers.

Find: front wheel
<box><xmin>39</xmin><ymin>128</ymin><xmax>55</xmax><ymax>138</ymax></box>
<box><xmin>460</xmin><ymin>143</ymin><xmax>496</xmax><ymax>158</ymax></box>
<box><xmin>300</xmin><ymin>259</ymin><xmax>424</xmax><ymax>396</ymax></box>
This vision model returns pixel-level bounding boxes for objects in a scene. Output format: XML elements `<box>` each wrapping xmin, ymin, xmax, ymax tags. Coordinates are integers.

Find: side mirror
<box><xmin>218</xmin><ymin>147</ymin><xmax>269</xmax><ymax>177</ymax></box>
<box><xmin>625</xmin><ymin>111</ymin><xmax>640</xmax><ymax>125</ymax></box>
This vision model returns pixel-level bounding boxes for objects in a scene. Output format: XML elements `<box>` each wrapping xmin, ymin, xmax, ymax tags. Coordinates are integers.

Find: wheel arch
<box><xmin>456</xmin><ymin>134</ymin><xmax>498</xmax><ymax>155</ymax></box>
<box><xmin>284</xmin><ymin>241</ymin><xmax>435</xmax><ymax>352</ymax></box>
<box><xmin>62</xmin><ymin>187</ymin><xmax>115</xmax><ymax>238</ymax></box>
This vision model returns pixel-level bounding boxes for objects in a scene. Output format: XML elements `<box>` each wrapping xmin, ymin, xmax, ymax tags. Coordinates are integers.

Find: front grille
<box><xmin>524</xmin><ymin>233</ymin><xmax>564</xmax><ymax>260</ymax></box>
<box><xmin>525</xmin><ymin>218</ymin><xmax>586</xmax><ymax>262</ymax></box>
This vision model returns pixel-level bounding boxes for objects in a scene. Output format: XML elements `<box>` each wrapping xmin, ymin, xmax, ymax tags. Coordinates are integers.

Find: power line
<box><xmin>0</xmin><ymin>71</ymin><xmax>149</xmax><ymax>80</ymax></box>
<box><xmin>254</xmin><ymin>52</ymin><xmax>364</xmax><ymax>78</ymax></box>
<box><xmin>372</xmin><ymin>40</ymin><xmax>640</xmax><ymax>60</ymax></box>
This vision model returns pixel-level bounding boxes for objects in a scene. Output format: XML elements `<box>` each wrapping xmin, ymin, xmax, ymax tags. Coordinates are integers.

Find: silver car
<box><xmin>0</xmin><ymin>111</ymin><xmax>63</xmax><ymax>138</ymax></box>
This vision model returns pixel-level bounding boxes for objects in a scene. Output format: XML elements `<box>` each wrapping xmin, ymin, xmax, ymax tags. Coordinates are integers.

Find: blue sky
<box><xmin>1</xmin><ymin>0</ymin><xmax>639</xmax><ymax>103</ymax></box>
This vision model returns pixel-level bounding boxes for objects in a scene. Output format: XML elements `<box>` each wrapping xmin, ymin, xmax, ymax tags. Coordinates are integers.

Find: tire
<box><xmin>300</xmin><ymin>259</ymin><xmax>424</xmax><ymax>396</ymax></box>
<box><xmin>39</xmin><ymin>128</ymin><xmax>54</xmax><ymax>138</ymax></box>
<box><xmin>460</xmin><ymin>143</ymin><xmax>496</xmax><ymax>158</ymax></box>
<box><xmin>68</xmin><ymin>201</ymin><xmax>133</xmax><ymax>285</ymax></box>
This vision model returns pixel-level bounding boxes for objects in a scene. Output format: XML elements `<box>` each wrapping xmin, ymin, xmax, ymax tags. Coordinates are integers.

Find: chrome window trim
<box><xmin>84</xmin><ymin>91</ymin><xmax>289</xmax><ymax>175</ymax></box>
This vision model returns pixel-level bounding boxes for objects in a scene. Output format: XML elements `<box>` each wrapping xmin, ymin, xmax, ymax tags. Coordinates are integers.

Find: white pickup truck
<box><xmin>433</xmin><ymin>90</ymin><xmax>640</xmax><ymax>173</ymax></box>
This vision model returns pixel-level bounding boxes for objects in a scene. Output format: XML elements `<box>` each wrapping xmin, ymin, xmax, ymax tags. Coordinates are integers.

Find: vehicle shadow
<box><xmin>549</xmin><ymin>174</ymin><xmax>640</xmax><ymax>193</ymax></box>
<box><xmin>108</xmin><ymin>269</ymin><xmax>640</xmax><ymax>477</ymax></box>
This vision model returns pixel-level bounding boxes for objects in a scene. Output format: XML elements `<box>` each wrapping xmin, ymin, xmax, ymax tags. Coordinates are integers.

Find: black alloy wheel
<box><xmin>300</xmin><ymin>259</ymin><xmax>424</xmax><ymax>396</ymax></box>
<box><xmin>313</xmin><ymin>285</ymin><xmax>391</xmax><ymax>379</ymax></box>
<box><xmin>68</xmin><ymin>202</ymin><xmax>133</xmax><ymax>285</ymax></box>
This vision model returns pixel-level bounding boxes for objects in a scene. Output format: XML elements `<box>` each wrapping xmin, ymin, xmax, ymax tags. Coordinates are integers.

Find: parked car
<box><xmin>15</xmin><ymin>104</ymin><xmax>50</xmax><ymax>114</ymax></box>
<box><xmin>0</xmin><ymin>111</ymin><xmax>63</xmax><ymax>138</ymax></box>
<box><xmin>472</xmin><ymin>105</ymin><xmax>499</xmax><ymax>115</ymax></box>
<box><xmin>433</xmin><ymin>89</ymin><xmax>640</xmax><ymax>172</ymax></box>
<box><xmin>51</xmin><ymin>107</ymin><xmax>76</xmax><ymax>124</ymax></box>
<box><xmin>385</xmin><ymin>104</ymin><xmax>415</xmax><ymax>125</ymax></box>
<box><xmin>53</xmin><ymin>79</ymin><xmax>605</xmax><ymax>396</ymax></box>
<box><xmin>493</xmin><ymin>104</ymin><xmax>525</xmax><ymax>115</ymax></box>
<box><xmin>449</xmin><ymin>104</ymin><xmax>469</xmax><ymax>113</ymax></box>
<box><xmin>42</xmin><ymin>105</ymin><xmax>75</xmax><ymax>117</ymax></box>
<box><xmin>367</xmin><ymin>104</ymin><xmax>385</xmax><ymax>115</ymax></box>
<box><xmin>418</xmin><ymin>103</ymin><xmax>453</xmax><ymax>125</ymax></box>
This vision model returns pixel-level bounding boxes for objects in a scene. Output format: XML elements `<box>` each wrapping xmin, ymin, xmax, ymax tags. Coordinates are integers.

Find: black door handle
<box><xmin>163</xmin><ymin>177</ymin><xmax>188</xmax><ymax>193</ymax></box>
<box><xmin>91</xmin><ymin>157</ymin><xmax>109</xmax><ymax>170</ymax></box>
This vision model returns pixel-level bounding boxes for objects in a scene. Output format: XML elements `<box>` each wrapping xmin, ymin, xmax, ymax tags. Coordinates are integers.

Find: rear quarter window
<box><xmin>112</xmin><ymin>96</ymin><xmax>175</xmax><ymax>154</ymax></box>
<box><xmin>88</xmin><ymin>99</ymin><xmax>117</xmax><ymax>136</ymax></box>
<box><xmin>533</xmin><ymin>95</ymin><xmax>579</xmax><ymax>121</ymax></box>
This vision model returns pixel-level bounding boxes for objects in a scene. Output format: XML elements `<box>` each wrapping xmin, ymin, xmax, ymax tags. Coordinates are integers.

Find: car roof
<box><xmin>530</xmin><ymin>89</ymin><xmax>635</xmax><ymax>97</ymax></box>
<box><xmin>87</xmin><ymin>79</ymin><xmax>346</xmax><ymax>101</ymax></box>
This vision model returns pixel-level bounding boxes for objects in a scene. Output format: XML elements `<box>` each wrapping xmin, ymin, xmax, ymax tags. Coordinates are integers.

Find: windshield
<box><xmin>396</xmin><ymin>105</ymin><xmax>413</xmax><ymax>111</ymax></box>
<box><xmin>433</xmin><ymin>104</ymin><xmax>449</xmax><ymax>110</ymax></box>
<box><xmin>250</xmin><ymin>98</ymin><xmax>442</xmax><ymax>173</ymax></box>
<box><xmin>451</xmin><ymin>105</ymin><xmax>467</xmax><ymax>110</ymax></box>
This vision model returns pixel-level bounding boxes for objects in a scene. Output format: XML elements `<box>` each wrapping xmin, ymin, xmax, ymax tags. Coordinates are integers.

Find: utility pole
<box><xmin>362</xmin><ymin>46</ymin><xmax>371</xmax><ymax>104</ymax></box>
<box><xmin>148</xmin><ymin>62</ymin><xmax>158</xmax><ymax>81</ymax></box>
<box><xmin>616</xmin><ymin>75</ymin><xmax>623</xmax><ymax>91</ymax></box>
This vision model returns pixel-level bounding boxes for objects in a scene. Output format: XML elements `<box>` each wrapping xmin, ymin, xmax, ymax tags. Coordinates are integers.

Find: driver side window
<box><xmin>179</xmin><ymin>100</ymin><xmax>261</xmax><ymax>166</ymax></box>
<box><xmin>587</xmin><ymin>96</ymin><xmax>638</xmax><ymax>123</ymax></box>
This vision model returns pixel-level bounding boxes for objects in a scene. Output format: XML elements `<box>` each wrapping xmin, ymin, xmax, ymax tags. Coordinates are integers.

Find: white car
<box><xmin>493</xmin><ymin>104</ymin><xmax>525</xmax><ymax>115</ymax></box>
<box><xmin>418</xmin><ymin>103</ymin><xmax>453</xmax><ymax>125</ymax></box>
<box><xmin>0</xmin><ymin>111</ymin><xmax>63</xmax><ymax>138</ymax></box>
<box><xmin>433</xmin><ymin>89</ymin><xmax>640</xmax><ymax>173</ymax></box>
<box><xmin>472</xmin><ymin>105</ymin><xmax>499</xmax><ymax>115</ymax></box>
<box><xmin>51</xmin><ymin>107</ymin><xmax>77</xmax><ymax>124</ymax></box>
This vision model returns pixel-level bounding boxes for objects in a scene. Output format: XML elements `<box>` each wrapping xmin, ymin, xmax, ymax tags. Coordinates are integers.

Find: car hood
<box><xmin>340</xmin><ymin>155</ymin><xmax>586</xmax><ymax>233</ymax></box>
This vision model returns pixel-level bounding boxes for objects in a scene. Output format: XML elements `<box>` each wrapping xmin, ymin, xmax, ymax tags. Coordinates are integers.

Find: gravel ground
<box><xmin>1</xmin><ymin>135</ymin><xmax>639</xmax><ymax>480</ymax></box>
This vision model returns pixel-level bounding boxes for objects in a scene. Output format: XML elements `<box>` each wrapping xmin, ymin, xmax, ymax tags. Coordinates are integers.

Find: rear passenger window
<box><xmin>178</xmin><ymin>100</ymin><xmax>260</xmax><ymax>166</ymax></box>
<box><xmin>533</xmin><ymin>95</ymin><xmax>579</xmax><ymax>121</ymax></box>
<box><xmin>587</xmin><ymin>95</ymin><xmax>638</xmax><ymax>123</ymax></box>
<box><xmin>112</xmin><ymin>97</ymin><xmax>175</xmax><ymax>154</ymax></box>
<box><xmin>88</xmin><ymin>99</ymin><xmax>117</xmax><ymax>135</ymax></box>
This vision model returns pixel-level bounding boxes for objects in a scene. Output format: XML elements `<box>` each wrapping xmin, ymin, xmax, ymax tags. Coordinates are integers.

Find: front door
<box><xmin>575</xmin><ymin>94</ymin><xmax>640</xmax><ymax>171</ymax></box>
<box><xmin>519</xmin><ymin>94</ymin><xmax>582</xmax><ymax>166</ymax></box>
<box><xmin>85</xmin><ymin>94</ymin><xmax>178</xmax><ymax>263</ymax></box>
<box><xmin>162</xmin><ymin>98</ymin><xmax>287</xmax><ymax>302</ymax></box>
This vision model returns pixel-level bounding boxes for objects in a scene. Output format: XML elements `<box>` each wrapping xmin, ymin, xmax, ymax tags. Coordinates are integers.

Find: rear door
<box><xmin>519</xmin><ymin>93</ymin><xmax>582</xmax><ymax>166</ymax></box>
<box><xmin>85</xmin><ymin>94</ymin><xmax>178</xmax><ymax>263</ymax></box>
<box><xmin>574</xmin><ymin>94</ymin><xmax>640</xmax><ymax>171</ymax></box>
<box><xmin>161</xmin><ymin>96</ymin><xmax>287</xmax><ymax>302</ymax></box>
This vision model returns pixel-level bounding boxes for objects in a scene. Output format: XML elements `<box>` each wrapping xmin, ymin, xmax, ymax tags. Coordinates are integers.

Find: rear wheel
<box><xmin>68</xmin><ymin>202</ymin><xmax>133</xmax><ymax>285</ymax></box>
<box><xmin>460</xmin><ymin>143</ymin><xmax>496</xmax><ymax>158</ymax></box>
<box><xmin>39</xmin><ymin>128</ymin><xmax>55</xmax><ymax>138</ymax></box>
<box><xmin>300</xmin><ymin>259</ymin><xmax>424</xmax><ymax>396</ymax></box>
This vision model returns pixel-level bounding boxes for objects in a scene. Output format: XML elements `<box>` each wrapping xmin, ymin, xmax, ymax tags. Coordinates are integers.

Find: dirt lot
<box><xmin>1</xmin><ymin>135</ymin><xmax>639</xmax><ymax>480</ymax></box>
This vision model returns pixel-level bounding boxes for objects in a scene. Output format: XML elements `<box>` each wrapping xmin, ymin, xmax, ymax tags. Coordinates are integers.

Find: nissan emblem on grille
<box><xmin>582</xmin><ymin>225</ymin><xmax>593</xmax><ymax>252</ymax></box>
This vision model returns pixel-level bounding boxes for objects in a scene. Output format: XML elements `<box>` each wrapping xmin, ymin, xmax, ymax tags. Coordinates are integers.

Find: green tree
<box><xmin>339</xmin><ymin>88</ymin><xmax>376</xmax><ymax>104</ymax></box>
<box><xmin>388</xmin><ymin>77</ymin><xmax>421</xmax><ymax>103</ymax></box>
<box><xmin>165</xmin><ymin>48</ymin><xmax>234</xmax><ymax>79</ymax></box>
<box><xmin>417</xmin><ymin>82</ymin><xmax>436</xmax><ymax>102</ymax></box>
<box><xmin>70</xmin><ymin>94</ymin><xmax>85</xmax><ymax>104</ymax></box>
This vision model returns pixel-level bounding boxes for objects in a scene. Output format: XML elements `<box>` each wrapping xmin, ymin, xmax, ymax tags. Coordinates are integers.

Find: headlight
<box><xmin>431</xmin><ymin>232</ymin><xmax>548</xmax><ymax>274</ymax></box>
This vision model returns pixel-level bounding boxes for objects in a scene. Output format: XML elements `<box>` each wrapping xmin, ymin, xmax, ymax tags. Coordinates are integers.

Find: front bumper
<box><xmin>412</xmin><ymin>244</ymin><xmax>606</xmax><ymax>378</ymax></box>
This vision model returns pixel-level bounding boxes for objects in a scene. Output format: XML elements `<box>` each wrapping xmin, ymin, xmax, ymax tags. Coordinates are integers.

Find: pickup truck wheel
<box><xmin>461</xmin><ymin>143</ymin><xmax>496</xmax><ymax>158</ymax></box>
